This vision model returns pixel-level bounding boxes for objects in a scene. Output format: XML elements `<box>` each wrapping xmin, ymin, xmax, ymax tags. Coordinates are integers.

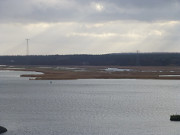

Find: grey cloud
<box><xmin>0</xmin><ymin>0</ymin><xmax>180</xmax><ymax>23</ymax></box>
<box><xmin>104</xmin><ymin>0</ymin><xmax>175</xmax><ymax>8</ymax></box>
<box><xmin>0</xmin><ymin>0</ymin><xmax>79</xmax><ymax>22</ymax></box>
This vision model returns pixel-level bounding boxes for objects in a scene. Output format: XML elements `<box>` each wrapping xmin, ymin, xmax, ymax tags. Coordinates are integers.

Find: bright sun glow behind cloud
<box><xmin>95</xmin><ymin>3</ymin><xmax>104</xmax><ymax>11</ymax></box>
<box><xmin>91</xmin><ymin>2</ymin><xmax>104</xmax><ymax>12</ymax></box>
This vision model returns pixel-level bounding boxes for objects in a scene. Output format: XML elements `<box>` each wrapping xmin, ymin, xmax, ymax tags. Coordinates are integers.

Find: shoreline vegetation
<box><xmin>1</xmin><ymin>66</ymin><xmax>180</xmax><ymax>80</ymax></box>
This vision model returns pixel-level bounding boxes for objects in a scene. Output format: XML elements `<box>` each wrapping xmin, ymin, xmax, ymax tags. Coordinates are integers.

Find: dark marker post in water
<box><xmin>0</xmin><ymin>126</ymin><xmax>7</xmax><ymax>134</ymax></box>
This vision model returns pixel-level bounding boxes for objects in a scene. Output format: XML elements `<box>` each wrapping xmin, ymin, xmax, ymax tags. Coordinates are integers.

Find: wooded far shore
<box><xmin>1</xmin><ymin>52</ymin><xmax>180</xmax><ymax>66</ymax></box>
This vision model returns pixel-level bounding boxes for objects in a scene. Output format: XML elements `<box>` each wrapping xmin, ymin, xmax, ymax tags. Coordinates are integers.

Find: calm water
<box><xmin>0</xmin><ymin>70</ymin><xmax>180</xmax><ymax>135</ymax></box>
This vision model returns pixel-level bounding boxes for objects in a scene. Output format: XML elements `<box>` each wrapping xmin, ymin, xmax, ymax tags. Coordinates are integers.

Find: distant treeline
<box><xmin>1</xmin><ymin>53</ymin><xmax>180</xmax><ymax>66</ymax></box>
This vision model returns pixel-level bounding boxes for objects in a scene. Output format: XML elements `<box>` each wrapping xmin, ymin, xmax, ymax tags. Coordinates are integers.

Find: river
<box><xmin>0</xmin><ymin>70</ymin><xmax>180</xmax><ymax>135</ymax></box>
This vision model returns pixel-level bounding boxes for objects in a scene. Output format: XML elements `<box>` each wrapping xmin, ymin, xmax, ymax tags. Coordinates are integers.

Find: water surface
<box><xmin>0</xmin><ymin>70</ymin><xmax>180</xmax><ymax>135</ymax></box>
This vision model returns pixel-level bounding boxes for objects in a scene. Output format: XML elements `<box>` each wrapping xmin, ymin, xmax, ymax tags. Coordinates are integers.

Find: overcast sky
<box><xmin>1</xmin><ymin>0</ymin><xmax>180</xmax><ymax>55</ymax></box>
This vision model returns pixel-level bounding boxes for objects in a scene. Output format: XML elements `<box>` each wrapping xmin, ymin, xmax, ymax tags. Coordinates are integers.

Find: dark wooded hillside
<box><xmin>0</xmin><ymin>53</ymin><xmax>180</xmax><ymax>66</ymax></box>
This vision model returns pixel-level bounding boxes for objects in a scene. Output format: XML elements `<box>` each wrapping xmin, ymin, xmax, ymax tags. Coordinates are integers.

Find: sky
<box><xmin>1</xmin><ymin>0</ymin><xmax>180</xmax><ymax>55</ymax></box>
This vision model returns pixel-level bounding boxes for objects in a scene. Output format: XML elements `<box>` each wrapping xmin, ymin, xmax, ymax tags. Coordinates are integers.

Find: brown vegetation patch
<box><xmin>1</xmin><ymin>66</ymin><xmax>180</xmax><ymax>80</ymax></box>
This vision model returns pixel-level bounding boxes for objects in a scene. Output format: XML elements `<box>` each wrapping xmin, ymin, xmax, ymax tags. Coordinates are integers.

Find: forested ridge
<box><xmin>0</xmin><ymin>53</ymin><xmax>180</xmax><ymax>66</ymax></box>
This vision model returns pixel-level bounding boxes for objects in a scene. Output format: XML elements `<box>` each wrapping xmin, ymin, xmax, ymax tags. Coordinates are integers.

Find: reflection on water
<box><xmin>0</xmin><ymin>70</ymin><xmax>180</xmax><ymax>135</ymax></box>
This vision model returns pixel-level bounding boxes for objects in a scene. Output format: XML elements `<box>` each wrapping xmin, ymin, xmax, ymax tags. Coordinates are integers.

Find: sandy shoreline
<box><xmin>1</xmin><ymin>65</ymin><xmax>180</xmax><ymax>80</ymax></box>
